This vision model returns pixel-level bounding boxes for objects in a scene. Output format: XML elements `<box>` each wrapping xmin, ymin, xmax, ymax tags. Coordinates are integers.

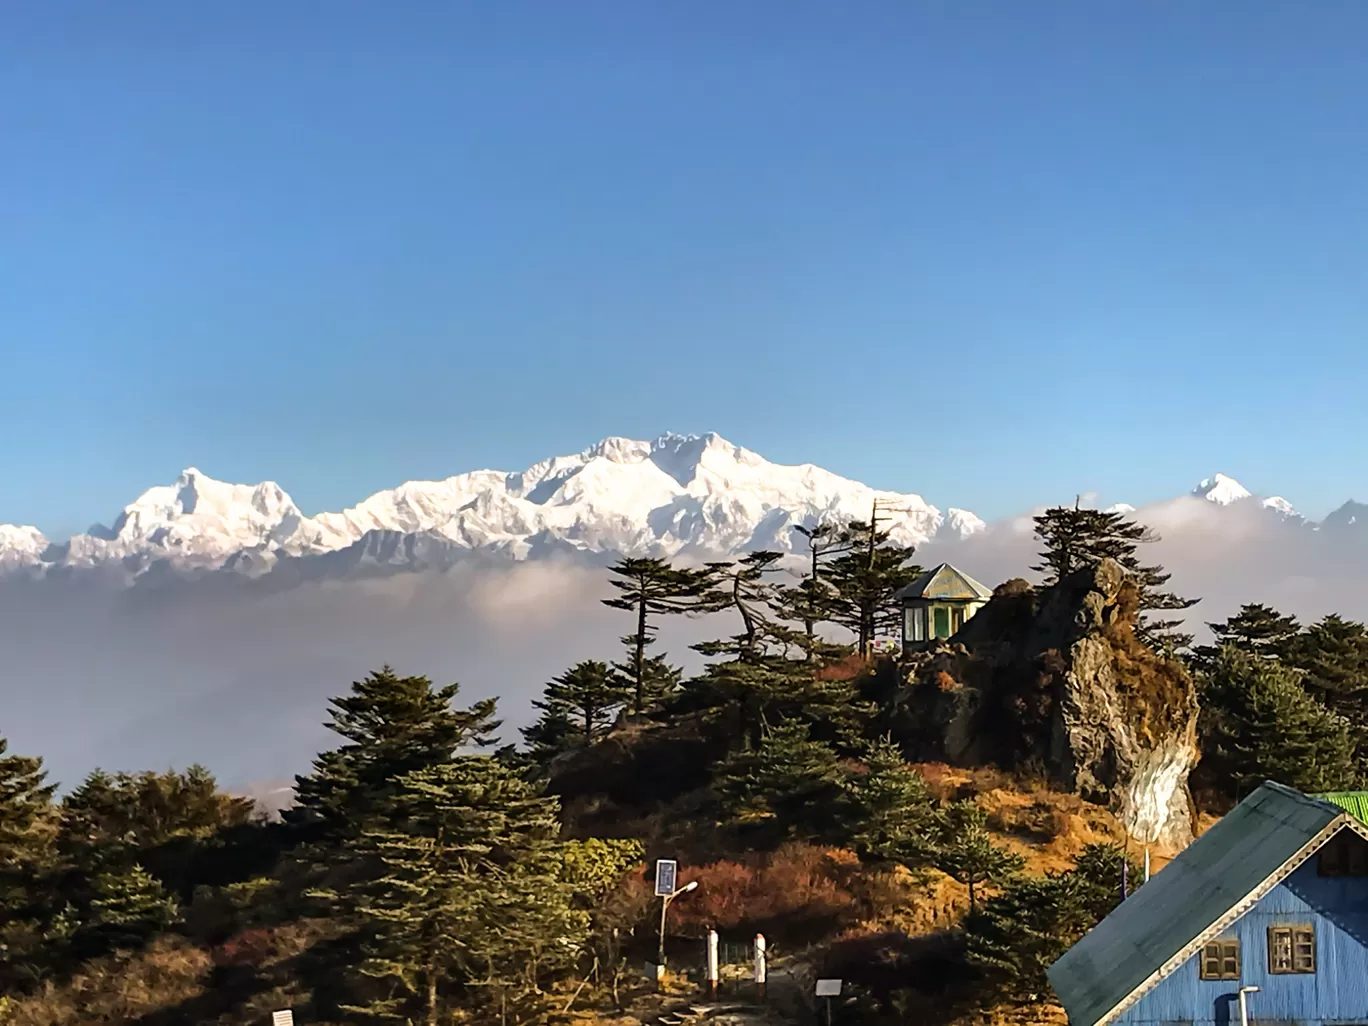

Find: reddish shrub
<box><xmin>667</xmin><ymin>843</ymin><xmax>862</xmax><ymax>943</ymax></box>
<box><xmin>212</xmin><ymin>927</ymin><xmax>276</xmax><ymax>967</ymax></box>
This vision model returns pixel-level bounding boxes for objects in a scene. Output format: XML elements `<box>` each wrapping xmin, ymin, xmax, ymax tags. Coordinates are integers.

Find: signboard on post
<box><xmin>815</xmin><ymin>979</ymin><xmax>843</xmax><ymax>997</ymax></box>
<box><xmin>654</xmin><ymin>859</ymin><xmax>677</xmax><ymax>896</ymax></box>
<box><xmin>271</xmin><ymin>1012</ymin><xmax>295</xmax><ymax>1026</ymax></box>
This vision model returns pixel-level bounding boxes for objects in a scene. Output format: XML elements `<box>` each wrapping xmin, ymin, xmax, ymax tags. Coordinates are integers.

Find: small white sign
<box><xmin>815</xmin><ymin>979</ymin><xmax>843</xmax><ymax>997</ymax></box>
<box><xmin>272</xmin><ymin>1012</ymin><xmax>294</xmax><ymax>1026</ymax></box>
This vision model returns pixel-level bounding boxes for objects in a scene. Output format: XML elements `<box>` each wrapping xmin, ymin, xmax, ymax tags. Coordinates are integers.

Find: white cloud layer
<box><xmin>1</xmin><ymin>495</ymin><xmax>1364</xmax><ymax>793</ymax></box>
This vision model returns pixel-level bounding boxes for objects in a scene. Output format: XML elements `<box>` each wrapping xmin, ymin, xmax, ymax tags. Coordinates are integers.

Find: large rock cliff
<box><xmin>897</xmin><ymin>559</ymin><xmax>1200</xmax><ymax>849</ymax></box>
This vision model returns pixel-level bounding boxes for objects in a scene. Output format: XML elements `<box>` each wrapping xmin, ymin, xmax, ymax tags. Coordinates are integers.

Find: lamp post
<box><xmin>657</xmin><ymin>879</ymin><xmax>698</xmax><ymax>965</ymax></box>
<box><xmin>1238</xmin><ymin>985</ymin><xmax>1260</xmax><ymax>1026</ymax></box>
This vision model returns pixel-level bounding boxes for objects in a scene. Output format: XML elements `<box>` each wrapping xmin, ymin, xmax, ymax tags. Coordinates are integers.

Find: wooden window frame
<box><xmin>1268</xmin><ymin>925</ymin><xmax>1316</xmax><ymax>974</ymax></box>
<box><xmin>1199</xmin><ymin>939</ymin><xmax>1240</xmax><ymax>981</ymax></box>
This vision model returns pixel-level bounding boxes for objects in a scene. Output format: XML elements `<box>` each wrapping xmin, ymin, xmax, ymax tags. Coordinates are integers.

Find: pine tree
<box><xmin>963</xmin><ymin>873</ymin><xmax>1090</xmax><ymax>1001</ymax></box>
<box><xmin>777</xmin><ymin>522</ymin><xmax>849</xmax><ymax>655</ymax></box>
<box><xmin>1201</xmin><ymin>645</ymin><xmax>1359</xmax><ymax>798</ymax></box>
<box><xmin>0</xmin><ymin>737</ymin><xmax>56</xmax><ymax>916</ymax></box>
<box><xmin>1032</xmin><ymin>503</ymin><xmax>1197</xmax><ymax>650</ymax></box>
<box><xmin>714</xmin><ymin>719</ymin><xmax>849</xmax><ymax>845</ymax></box>
<box><xmin>1289</xmin><ymin>615</ymin><xmax>1368</xmax><ymax>738</ymax></box>
<box><xmin>964</xmin><ymin>841</ymin><xmax>1141</xmax><ymax>1000</ymax></box>
<box><xmin>323</xmin><ymin>757</ymin><xmax>578</xmax><ymax>1026</ymax></box>
<box><xmin>697</xmin><ymin>551</ymin><xmax>788</xmax><ymax>657</ymax></box>
<box><xmin>842</xmin><ymin>736</ymin><xmax>939</xmax><ymax>867</ymax></box>
<box><xmin>533</xmin><ymin>661</ymin><xmax>630</xmax><ymax>745</ymax></box>
<box><xmin>934</xmin><ymin>799</ymin><xmax>1025</xmax><ymax>909</ymax></box>
<box><xmin>602</xmin><ymin>557</ymin><xmax>715</xmax><ymax>713</ymax></box>
<box><xmin>81</xmin><ymin>863</ymin><xmax>180</xmax><ymax>952</ymax></box>
<box><xmin>1191</xmin><ymin>603</ymin><xmax>1302</xmax><ymax>670</ymax></box>
<box><xmin>823</xmin><ymin>510</ymin><xmax>921</xmax><ymax>657</ymax></box>
<box><xmin>286</xmin><ymin>666</ymin><xmax>501</xmax><ymax>842</ymax></box>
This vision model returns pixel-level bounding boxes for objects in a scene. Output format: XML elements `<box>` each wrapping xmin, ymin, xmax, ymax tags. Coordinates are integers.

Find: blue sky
<box><xmin>3</xmin><ymin>3</ymin><xmax>1367</xmax><ymax>537</ymax></box>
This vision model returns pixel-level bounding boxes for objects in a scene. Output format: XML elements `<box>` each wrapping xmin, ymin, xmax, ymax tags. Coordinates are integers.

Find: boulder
<box><xmin>899</xmin><ymin>559</ymin><xmax>1199</xmax><ymax>848</ymax></box>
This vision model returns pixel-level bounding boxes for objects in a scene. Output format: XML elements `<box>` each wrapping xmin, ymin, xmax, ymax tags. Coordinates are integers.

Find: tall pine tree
<box><xmin>1033</xmin><ymin>502</ymin><xmax>1197</xmax><ymax>650</ymax></box>
<box><xmin>714</xmin><ymin>719</ymin><xmax>849</xmax><ymax>846</ymax></box>
<box><xmin>1289</xmin><ymin>614</ymin><xmax>1368</xmax><ymax>740</ymax></box>
<box><xmin>934</xmin><ymin>799</ymin><xmax>1025</xmax><ymax>909</ymax></box>
<box><xmin>0</xmin><ymin>737</ymin><xmax>56</xmax><ymax>917</ymax></box>
<box><xmin>286</xmin><ymin>666</ymin><xmax>500</xmax><ymax>843</ymax></box>
<box><xmin>842</xmin><ymin>736</ymin><xmax>940</xmax><ymax>867</ymax></box>
<box><xmin>824</xmin><ymin>508</ymin><xmax>921</xmax><ymax>657</ymax></box>
<box><xmin>601</xmin><ymin>557</ymin><xmax>714</xmax><ymax>712</ymax></box>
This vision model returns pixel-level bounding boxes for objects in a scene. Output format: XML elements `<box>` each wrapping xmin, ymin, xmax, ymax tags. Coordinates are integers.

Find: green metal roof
<box><xmin>1047</xmin><ymin>782</ymin><xmax>1350</xmax><ymax>1026</ymax></box>
<box><xmin>894</xmin><ymin>562</ymin><xmax>993</xmax><ymax>603</ymax></box>
<box><xmin>1315</xmin><ymin>790</ymin><xmax>1368</xmax><ymax>824</ymax></box>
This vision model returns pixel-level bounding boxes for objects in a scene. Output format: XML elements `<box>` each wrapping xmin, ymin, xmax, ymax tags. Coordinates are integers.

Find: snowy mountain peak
<box><xmin>1194</xmin><ymin>473</ymin><xmax>1253</xmax><ymax>505</ymax></box>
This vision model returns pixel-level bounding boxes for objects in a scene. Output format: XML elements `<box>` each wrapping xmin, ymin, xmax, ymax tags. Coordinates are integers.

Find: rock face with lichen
<box><xmin>896</xmin><ymin>559</ymin><xmax>1200</xmax><ymax>849</ymax></box>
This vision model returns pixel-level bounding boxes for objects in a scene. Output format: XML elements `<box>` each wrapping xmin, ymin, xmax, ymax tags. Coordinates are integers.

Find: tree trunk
<box><xmin>426</xmin><ymin>969</ymin><xmax>439</xmax><ymax>1026</ymax></box>
<box><xmin>634</xmin><ymin>593</ymin><xmax>648</xmax><ymax>712</ymax></box>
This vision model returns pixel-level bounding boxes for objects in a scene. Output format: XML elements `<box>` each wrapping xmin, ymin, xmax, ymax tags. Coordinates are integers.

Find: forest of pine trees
<box><xmin>1</xmin><ymin>502</ymin><xmax>1366</xmax><ymax>1026</ymax></box>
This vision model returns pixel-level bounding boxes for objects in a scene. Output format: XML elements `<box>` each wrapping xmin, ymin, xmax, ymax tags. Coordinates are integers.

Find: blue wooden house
<box><xmin>1048</xmin><ymin>781</ymin><xmax>1368</xmax><ymax>1026</ymax></box>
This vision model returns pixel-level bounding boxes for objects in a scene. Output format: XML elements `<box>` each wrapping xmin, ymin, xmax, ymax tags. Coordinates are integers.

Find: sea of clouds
<box><xmin>1</xmin><ymin>494</ymin><xmax>1364</xmax><ymax>799</ymax></box>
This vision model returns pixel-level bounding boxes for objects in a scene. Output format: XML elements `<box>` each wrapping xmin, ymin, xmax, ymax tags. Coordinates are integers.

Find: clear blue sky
<box><xmin>3</xmin><ymin>2</ymin><xmax>1366</xmax><ymax>537</ymax></box>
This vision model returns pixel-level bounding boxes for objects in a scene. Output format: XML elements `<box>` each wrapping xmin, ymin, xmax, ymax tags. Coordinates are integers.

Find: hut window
<box><xmin>1268</xmin><ymin>925</ymin><xmax>1315</xmax><ymax>974</ymax></box>
<box><xmin>904</xmin><ymin>607</ymin><xmax>926</xmax><ymax>642</ymax></box>
<box><xmin>1318</xmin><ymin>829</ymin><xmax>1368</xmax><ymax>876</ymax></box>
<box><xmin>1199</xmin><ymin>939</ymin><xmax>1240</xmax><ymax>980</ymax></box>
<box><xmin>952</xmin><ymin>607</ymin><xmax>965</xmax><ymax>632</ymax></box>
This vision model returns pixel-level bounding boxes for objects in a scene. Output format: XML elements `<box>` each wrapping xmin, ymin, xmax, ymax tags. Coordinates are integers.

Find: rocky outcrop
<box><xmin>898</xmin><ymin>560</ymin><xmax>1199</xmax><ymax>849</ymax></box>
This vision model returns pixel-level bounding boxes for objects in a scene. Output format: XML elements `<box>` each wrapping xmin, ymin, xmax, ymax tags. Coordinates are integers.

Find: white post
<box><xmin>754</xmin><ymin>933</ymin><xmax>767</xmax><ymax>1000</ymax></box>
<box><xmin>706</xmin><ymin>929</ymin><xmax>719</xmax><ymax>999</ymax></box>
<box><xmin>1144</xmin><ymin>847</ymin><xmax>1151</xmax><ymax>883</ymax></box>
<box><xmin>1239</xmin><ymin>985</ymin><xmax>1259</xmax><ymax>1026</ymax></box>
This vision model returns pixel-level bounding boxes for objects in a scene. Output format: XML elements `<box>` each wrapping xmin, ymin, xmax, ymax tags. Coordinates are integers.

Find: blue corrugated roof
<box><xmin>1047</xmin><ymin>781</ymin><xmax>1349</xmax><ymax>1026</ymax></box>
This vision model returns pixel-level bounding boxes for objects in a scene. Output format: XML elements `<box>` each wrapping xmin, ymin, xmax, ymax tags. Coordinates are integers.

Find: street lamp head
<box><xmin>682</xmin><ymin>880</ymin><xmax>699</xmax><ymax>893</ymax></box>
<box><xmin>1240</xmin><ymin>986</ymin><xmax>1261</xmax><ymax>994</ymax></box>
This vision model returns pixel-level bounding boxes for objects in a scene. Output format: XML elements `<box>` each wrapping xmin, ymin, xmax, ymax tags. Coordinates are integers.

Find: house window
<box><xmin>1318</xmin><ymin>829</ymin><xmax>1368</xmax><ymax>876</ymax></box>
<box><xmin>1199</xmin><ymin>939</ymin><xmax>1240</xmax><ymax>980</ymax></box>
<box><xmin>1268</xmin><ymin>925</ymin><xmax>1315</xmax><ymax>974</ymax></box>
<box><xmin>952</xmin><ymin>607</ymin><xmax>965</xmax><ymax>632</ymax></box>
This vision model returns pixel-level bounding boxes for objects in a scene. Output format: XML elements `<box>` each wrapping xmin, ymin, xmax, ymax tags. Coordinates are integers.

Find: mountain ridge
<box><xmin>0</xmin><ymin>433</ymin><xmax>1358</xmax><ymax>586</ymax></box>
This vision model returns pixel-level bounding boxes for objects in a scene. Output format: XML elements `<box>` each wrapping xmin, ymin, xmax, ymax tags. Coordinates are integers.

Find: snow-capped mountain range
<box><xmin>0</xmin><ymin>432</ymin><xmax>1358</xmax><ymax>586</ymax></box>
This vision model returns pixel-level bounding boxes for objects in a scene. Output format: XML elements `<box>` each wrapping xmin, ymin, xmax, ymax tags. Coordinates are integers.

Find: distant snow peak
<box><xmin>1194</xmin><ymin>473</ymin><xmax>1252</xmax><ymax>505</ymax></box>
<box><xmin>1104</xmin><ymin>503</ymin><xmax>1137</xmax><ymax>514</ymax></box>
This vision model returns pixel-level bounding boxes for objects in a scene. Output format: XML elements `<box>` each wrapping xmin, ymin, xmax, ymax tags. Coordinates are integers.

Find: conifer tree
<box><xmin>1032</xmin><ymin>503</ymin><xmax>1197</xmax><ymax>650</ymax></box>
<box><xmin>842</xmin><ymin>736</ymin><xmax>939</xmax><ymax>867</ymax></box>
<box><xmin>934</xmin><ymin>799</ymin><xmax>1025</xmax><ymax>909</ymax></box>
<box><xmin>1289</xmin><ymin>615</ymin><xmax>1368</xmax><ymax>736</ymax></box>
<box><xmin>59</xmin><ymin>765</ymin><xmax>255</xmax><ymax>868</ymax></box>
<box><xmin>963</xmin><ymin>842</ymin><xmax>1140</xmax><ymax>1000</ymax></box>
<box><xmin>533</xmin><ymin>660</ymin><xmax>630</xmax><ymax>745</ymax></box>
<box><xmin>0</xmin><ymin>737</ymin><xmax>56</xmax><ymax>916</ymax></box>
<box><xmin>287</xmin><ymin>666</ymin><xmax>501</xmax><ymax>842</ymax></box>
<box><xmin>715</xmin><ymin>719</ymin><xmax>849</xmax><ymax>845</ymax></box>
<box><xmin>1192</xmin><ymin>603</ymin><xmax>1302</xmax><ymax>670</ymax></box>
<box><xmin>82</xmin><ymin>863</ymin><xmax>180</xmax><ymax>952</ymax></box>
<box><xmin>777</xmin><ymin>522</ymin><xmax>849</xmax><ymax>655</ymax></box>
<box><xmin>823</xmin><ymin>511</ymin><xmax>921</xmax><ymax>657</ymax></box>
<box><xmin>963</xmin><ymin>873</ymin><xmax>1090</xmax><ymax>1001</ymax></box>
<box><xmin>602</xmin><ymin>557</ymin><xmax>715</xmax><ymax>712</ymax></box>
<box><xmin>1201</xmin><ymin>645</ymin><xmax>1359</xmax><ymax>798</ymax></box>
<box><xmin>324</xmin><ymin>757</ymin><xmax>578</xmax><ymax>1026</ymax></box>
<box><xmin>697</xmin><ymin>551</ymin><xmax>787</xmax><ymax>657</ymax></box>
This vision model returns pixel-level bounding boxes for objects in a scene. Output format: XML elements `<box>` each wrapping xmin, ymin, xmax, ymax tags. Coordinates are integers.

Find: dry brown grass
<box><xmin>3</xmin><ymin>937</ymin><xmax>211</xmax><ymax>1026</ymax></box>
